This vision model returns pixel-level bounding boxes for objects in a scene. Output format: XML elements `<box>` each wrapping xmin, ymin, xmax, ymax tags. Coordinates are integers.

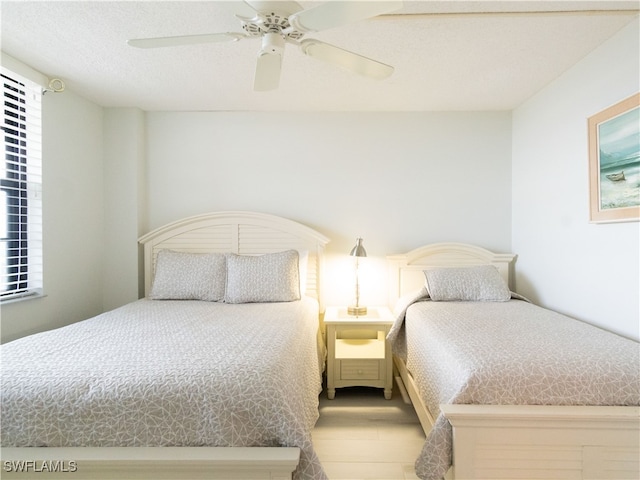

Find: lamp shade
<box><xmin>349</xmin><ymin>237</ymin><xmax>367</xmax><ymax>257</ymax></box>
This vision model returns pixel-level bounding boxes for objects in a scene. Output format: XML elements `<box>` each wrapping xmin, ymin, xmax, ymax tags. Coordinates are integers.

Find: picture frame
<box><xmin>588</xmin><ymin>93</ymin><xmax>640</xmax><ymax>223</ymax></box>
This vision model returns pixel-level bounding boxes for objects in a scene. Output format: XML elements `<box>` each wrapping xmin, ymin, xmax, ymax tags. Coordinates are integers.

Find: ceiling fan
<box><xmin>128</xmin><ymin>1</ymin><xmax>402</xmax><ymax>91</ymax></box>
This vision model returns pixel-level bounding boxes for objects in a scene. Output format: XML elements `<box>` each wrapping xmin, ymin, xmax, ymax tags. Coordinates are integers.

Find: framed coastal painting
<box><xmin>588</xmin><ymin>93</ymin><xmax>640</xmax><ymax>223</ymax></box>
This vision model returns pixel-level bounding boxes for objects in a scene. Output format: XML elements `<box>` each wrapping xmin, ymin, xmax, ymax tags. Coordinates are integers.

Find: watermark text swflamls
<box><xmin>3</xmin><ymin>460</ymin><xmax>78</xmax><ymax>473</ymax></box>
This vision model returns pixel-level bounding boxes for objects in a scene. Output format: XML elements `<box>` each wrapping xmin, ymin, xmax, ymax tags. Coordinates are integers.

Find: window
<box><xmin>0</xmin><ymin>70</ymin><xmax>42</xmax><ymax>301</ymax></box>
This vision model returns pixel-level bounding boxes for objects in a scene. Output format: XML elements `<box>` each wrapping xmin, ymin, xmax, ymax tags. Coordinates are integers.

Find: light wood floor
<box><xmin>312</xmin><ymin>385</ymin><xmax>425</xmax><ymax>480</ymax></box>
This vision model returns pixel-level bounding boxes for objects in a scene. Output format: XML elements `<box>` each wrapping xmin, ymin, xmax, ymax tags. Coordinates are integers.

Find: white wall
<box><xmin>512</xmin><ymin>19</ymin><xmax>640</xmax><ymax>340</ymax></box>
<box><xmin>146</xmin><ymin>111</ymin><xmax>512</xmax><ymax>306</ymax></box>
<box><xmin>1</xmin><ymin>89</ymin><xmax>105</xmax><ymax>343</ymax></box>
<box><xmin>102</xmin><ymin>108</ymin><xmax>147</xmax><ymax>311</ymax></box>
<box><xmin>0</xmin><ymin>93</ymin><xmax>512</xmax><ymax>340</ymax></box>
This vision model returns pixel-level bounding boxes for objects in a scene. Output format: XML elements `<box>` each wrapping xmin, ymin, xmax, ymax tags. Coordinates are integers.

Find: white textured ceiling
<box><xmin>1</xmin><ymin>1</ymin><xmax>638</xmax><ymax>111</ymax></box>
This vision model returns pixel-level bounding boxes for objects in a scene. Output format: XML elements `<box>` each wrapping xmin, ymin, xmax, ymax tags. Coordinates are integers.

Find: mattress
<box><xmin>389</xmin><ymin>293</ymin><xmax>640</xmax><ymax>480</ymax></box>
<box><xmin>1</xmin><ymin>297</ymin><xmax>327</xmax><ymax>480</ymax></box>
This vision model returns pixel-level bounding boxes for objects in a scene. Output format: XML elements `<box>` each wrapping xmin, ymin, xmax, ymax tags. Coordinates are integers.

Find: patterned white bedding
<box><xmin>1</xmin><ymin>297</ymin><xmax>327</xmax><ymax>480</ymax></box>
<box><xmin>388</xmin><ymin>290</ymin><xmax>640</xmax><ymax>480</ymax></box>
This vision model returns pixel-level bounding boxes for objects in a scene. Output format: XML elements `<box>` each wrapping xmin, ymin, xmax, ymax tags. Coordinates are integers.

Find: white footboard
<box><xmin>394</xmin><ymin>354</ymin><xmax>640</xmax><ymax>480</ymax></box>
<box><xmin>441</xmin><ymin>404</ymin><xmax>640</xmax><ymax>480</ymax></box>
<box><xmin>1</xmin><ymin>447</ymin><xmax>300</xmax><ymax>480</ymax></box>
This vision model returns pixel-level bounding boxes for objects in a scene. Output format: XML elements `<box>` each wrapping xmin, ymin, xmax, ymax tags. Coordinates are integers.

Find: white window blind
<box><xmin>0</xmin><ymin>69</ymin><xmax>43</xmax><ymax>301</ymax></box>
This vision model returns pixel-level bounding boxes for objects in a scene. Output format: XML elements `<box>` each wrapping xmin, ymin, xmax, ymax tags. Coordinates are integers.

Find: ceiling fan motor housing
<box><xmin>239</xmin><ymin>10</ymin><xmax>305</xmax><ymax>42</ymax></box>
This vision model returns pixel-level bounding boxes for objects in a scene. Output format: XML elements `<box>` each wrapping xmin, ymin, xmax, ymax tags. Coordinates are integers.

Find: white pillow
<box><xmin>424</xmin><ymin>265</ymin><xmax>511</xmax><ymax>302</ymax></box>
<box><xmin>225</xmin><ymin>250</ymin><xmax>300</xmax><ymax>303</ymax></box>
<box><xmin>150</xmin><ymin>250</ymin><xmax>226</xmax><ymax>302</ymax></box>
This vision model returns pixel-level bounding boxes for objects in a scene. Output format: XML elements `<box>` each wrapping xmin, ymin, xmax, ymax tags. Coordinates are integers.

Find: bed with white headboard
<box><xmin>1</xmin><ymin>211</ymin><xmax>330</xmax><ymax>480</ymax></box>
<box><xmin>140</xmin><ymin>210</ymin><xmax>328</xmax><ymax>302</ymax></box>
<box><xmin>387</xmin><ymin>243</ymin><xmax>639</xmax><ymax>480</ymax></box>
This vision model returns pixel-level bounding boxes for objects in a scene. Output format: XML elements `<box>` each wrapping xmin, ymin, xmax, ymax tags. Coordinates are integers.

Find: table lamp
<box><xmin>348</xmin><ymin>237</ymin><xmax>367</xmax><ymax>316</ymax></box>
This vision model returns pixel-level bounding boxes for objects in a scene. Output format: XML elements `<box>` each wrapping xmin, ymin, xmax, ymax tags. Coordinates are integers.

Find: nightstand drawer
<box><xmin>340</xmin><ymin>360</ymin><xmax>379</xmax><ymax>380</ymax></box>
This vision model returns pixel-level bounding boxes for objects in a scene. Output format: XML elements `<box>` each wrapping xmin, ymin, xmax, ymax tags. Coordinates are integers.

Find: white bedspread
<box><xmin>388</xmin><ymin>292</ymin><xmax>640</xmax><ymax>480</ymax></box>
<box><xmin>1</xmin><ymin>298</ymin><xmax>327</xmax><ymax>480</ymax></box>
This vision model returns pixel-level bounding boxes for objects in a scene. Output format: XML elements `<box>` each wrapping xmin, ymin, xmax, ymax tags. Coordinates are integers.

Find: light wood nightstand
<box><xmin>324</xmin><ymin>306</ymin><xmax>394</xmax><ymax>400</ymax></box>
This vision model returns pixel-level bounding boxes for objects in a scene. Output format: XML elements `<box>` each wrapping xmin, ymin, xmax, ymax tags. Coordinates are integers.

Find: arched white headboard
<box><xmin>138</xmin><ymin>211</ymin><xmax>330</xmax><ymax>307</ymax></box>
<box><xmin>387</xmin><ymin>242</ymin><xmax>516</xmax><ymax>307</ymax></box>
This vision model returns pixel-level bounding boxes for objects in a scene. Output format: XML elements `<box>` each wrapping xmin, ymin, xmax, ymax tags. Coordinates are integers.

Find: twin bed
<box><xmin>387</xmin><ymin>243</ymin><xmax>640</xmax><ymax>480</ymax></box>
<box><xmin>2</xmin><ymin>213</ymin><xmax>638</xmax><ymax>480</ymax></box>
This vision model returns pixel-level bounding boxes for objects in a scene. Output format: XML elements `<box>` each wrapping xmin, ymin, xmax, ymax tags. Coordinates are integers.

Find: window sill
<box><xmin>0</xmin><ymin>290</ymin><xmax>46</xmax><ymax>305</ymax></box>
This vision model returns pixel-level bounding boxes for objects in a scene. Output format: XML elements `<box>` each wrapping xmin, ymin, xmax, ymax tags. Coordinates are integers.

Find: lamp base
<box><xmin>347</xmin><ymin>305</ymin><xmax>367</xmax><ymax>316</ymax></box>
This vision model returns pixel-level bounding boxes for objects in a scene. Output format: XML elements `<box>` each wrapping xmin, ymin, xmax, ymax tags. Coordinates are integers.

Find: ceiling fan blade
<box><xmin>243</xmin><ymin>1</ymin><xmax>303</xmax><ymax>17</ymax></box>
<box><xmin>300</xmin><ymin>39</ymin><xmax>393</xmax><ymax>80</ymax></box>
<box><xmin>128</xmin><ymin>32</ymin><xmax>246</xmax><ymax>49</ymax></box>
<box><xmin>289</xmin><ymin>1</ymin><xmax>402</xmax><ymax>33</ymax></box>
<box><xmin>254</xmin><ymin>33</ymin><xmax>285</xmax><ymax>91</ymax></box>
